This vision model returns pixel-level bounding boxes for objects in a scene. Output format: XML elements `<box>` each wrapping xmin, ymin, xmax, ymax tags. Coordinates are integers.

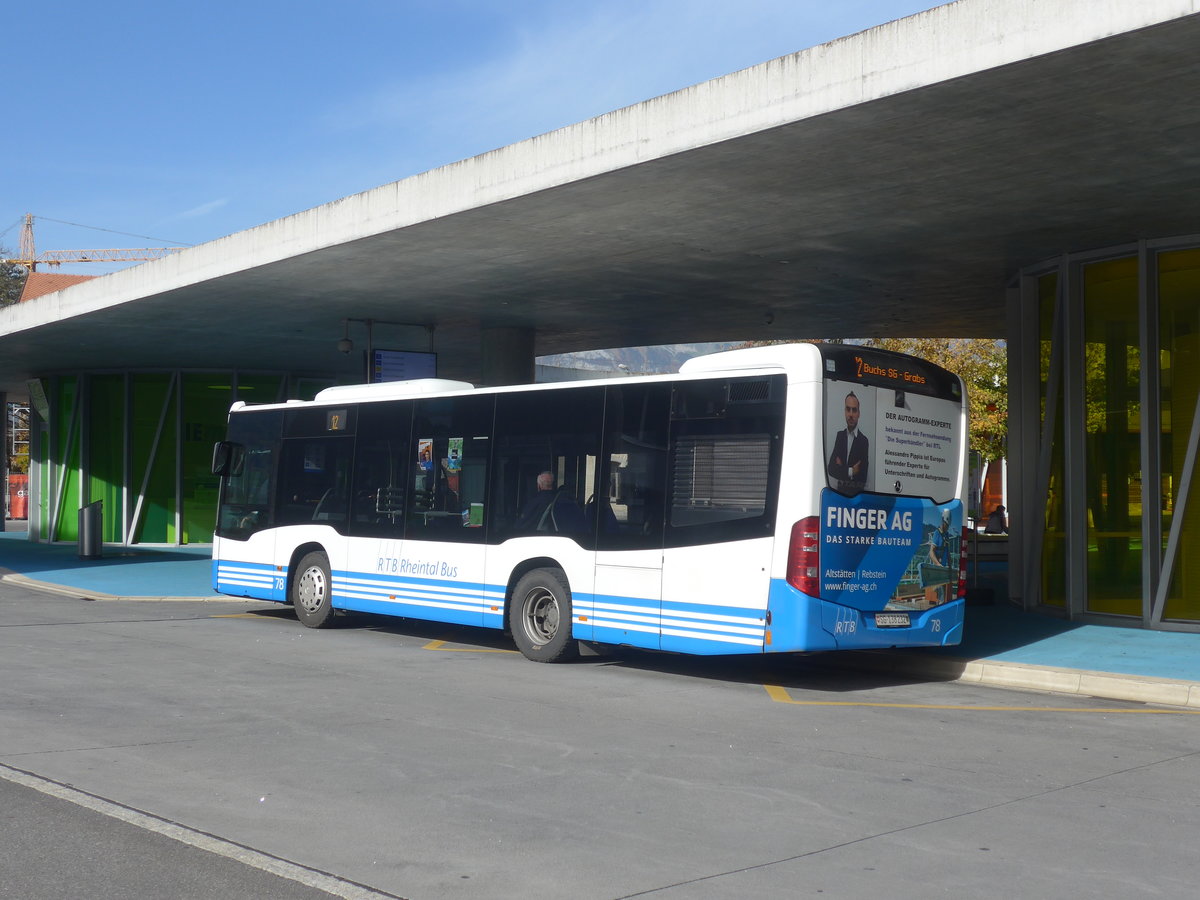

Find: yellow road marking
<box><xmin>763</xmin><ymin>684</ymin><xmax>1200</xmax><ymax>714</ymax></box>
<box><xmin>423</xmin><ymin>638</ymin><xmax>517</xmax><ymax>654</ymax></box>
<box><xmin>206</xmin><ymin>621</ymin><xmax>1194</xmax><ymax>712</ymax></box>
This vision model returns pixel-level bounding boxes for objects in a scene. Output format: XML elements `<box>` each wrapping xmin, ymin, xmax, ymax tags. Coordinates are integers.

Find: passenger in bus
<box><xmin>514</xmin><ymin>471</ymin><xmax>556</xmax><ymax>530</ymax></box>
<box><xmin>827</xmin><ymin>391</ymin><xmax>869</xmax><ymax>494</ymax></box>
<box><xmin>439</xmin><ymin>458</ymin><xmax>463</xmax><ymax>519</ymax></box>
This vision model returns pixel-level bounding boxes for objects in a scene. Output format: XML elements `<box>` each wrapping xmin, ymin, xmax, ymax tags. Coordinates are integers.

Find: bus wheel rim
<box><xmin>522</xmin><ymin>587</ymin><xmax>559</xmax><ymax>644</ymax></box>
<box><xmin>297</xmin><ymin>566</ymin><xmax>326</xmax><ymax>613</ymax></box>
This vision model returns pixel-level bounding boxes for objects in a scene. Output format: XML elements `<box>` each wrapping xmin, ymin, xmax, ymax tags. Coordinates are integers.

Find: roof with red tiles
<box><xmin>18</xmin><ymin>272</ymin><xmax>98</xmax><ymax>303</ymax></box>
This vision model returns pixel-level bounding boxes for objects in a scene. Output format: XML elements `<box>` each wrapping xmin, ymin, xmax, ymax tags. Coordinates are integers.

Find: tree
<box><xmin>860</xmin><ymin>338</ymin><xmax>1007</xmax><ymax>462</ymax></box>
<box><xmin>6</xmin><ymin>403</ymin><xmax>29</xmax><ymax>474</ymax></box>
<box><xmin>1</xmin><ymin>246</ymin><xmax>28</xmax><ymax>307</ymax></box>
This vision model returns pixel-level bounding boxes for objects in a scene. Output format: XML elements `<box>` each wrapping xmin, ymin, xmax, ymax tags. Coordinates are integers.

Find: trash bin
<box><xmin>7</xmin><ymin>474</ymin><xmax>28</xmax><ymax>519</ymax></box>
<box><xmin>78</xmin><ymin>500</ymin><xmax>103</xmax><ymax>560</ymax></box>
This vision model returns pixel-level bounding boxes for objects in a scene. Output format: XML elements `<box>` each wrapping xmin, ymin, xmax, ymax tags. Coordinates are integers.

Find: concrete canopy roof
<box><xmin>3</xmin><ymin>0</ymin><xmax>1200</xmax><ymax>393</ymax></box>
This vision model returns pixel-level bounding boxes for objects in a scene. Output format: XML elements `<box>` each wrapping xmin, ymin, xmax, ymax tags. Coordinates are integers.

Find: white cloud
<box><xmin>172</xmin><ymin>198</ymin><xmax>231</xmax><ymax>221</ymax></box>
<box><xmin>318</xmin><ymin>0</ymin><xmax>927</xmax><ymax>171</ymax></box>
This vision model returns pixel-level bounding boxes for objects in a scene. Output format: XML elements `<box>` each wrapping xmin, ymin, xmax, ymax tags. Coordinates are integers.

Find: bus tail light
<box><xmin>787</xmin><ymin>516</ymin><xmax>821</xmax><ymax>597</ymax></box>
<box><xmin>958</xmin><ymin>526</ymin><xmax>969</xmax><ymax>599</ymax></box>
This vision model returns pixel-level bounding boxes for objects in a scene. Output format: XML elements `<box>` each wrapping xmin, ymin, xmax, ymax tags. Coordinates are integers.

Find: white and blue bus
<box><xmin>210</xmin><ymin>343</ymin><xmax>969</xmax><ymax>661</ymax></box>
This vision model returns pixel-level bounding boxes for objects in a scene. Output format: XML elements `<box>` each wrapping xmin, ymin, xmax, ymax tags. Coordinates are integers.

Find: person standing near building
<box><xmin>984</xmin><ymin>504</ymin><xmax>1008</xmax><ymax>534</ymax></box>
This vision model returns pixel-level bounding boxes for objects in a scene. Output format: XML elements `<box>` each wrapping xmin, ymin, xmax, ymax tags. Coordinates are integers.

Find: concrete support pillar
<box><xmin>480</xmin><ymin>326</ymin><xmax>535</xmax><ymax>387</ymax></box>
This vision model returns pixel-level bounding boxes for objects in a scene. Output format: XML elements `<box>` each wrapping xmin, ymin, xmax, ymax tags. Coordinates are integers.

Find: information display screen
<box><xmin>369</xmin><ymin>349</ymin><xmax>437</xmax><ymax>383</ymax></box>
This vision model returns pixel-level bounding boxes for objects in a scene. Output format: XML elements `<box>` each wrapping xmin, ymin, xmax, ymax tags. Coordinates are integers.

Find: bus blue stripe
<box><xmin>581</xmin><ymin>592</ymin><xmax>767</xmax><ymax>650</ymax></box>
<box><xmin>340</xmin><ymin>570</ymin><xmax>494</xmax><ymax>594</ymax></box>
<box><xmin>213</xmin><ymin>559</ymin><xmax>282</xmax><ymax>602</ymax></box>
<box><xmin>214</xmin><ymin>563</ymin><xmax>960</xmax><ymax>654</ymax></box>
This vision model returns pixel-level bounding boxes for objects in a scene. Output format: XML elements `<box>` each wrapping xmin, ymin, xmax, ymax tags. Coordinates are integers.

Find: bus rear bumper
<box><xmin>765</xmin><ymin>579</ymin><xmax>965</xmax><ymax>652</ymax></box>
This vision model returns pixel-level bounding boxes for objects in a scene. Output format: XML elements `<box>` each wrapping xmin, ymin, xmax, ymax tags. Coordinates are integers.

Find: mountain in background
<box><xmin>537</xmin><ymin>342</ymin><xmax>743</xmax><ymax>375</ymax></box>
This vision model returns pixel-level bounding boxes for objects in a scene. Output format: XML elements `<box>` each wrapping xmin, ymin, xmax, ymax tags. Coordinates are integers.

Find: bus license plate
<box><xmin>875</xmin><ymin>612</ymin><xmax>911</xmax><ymax>628</ymax></box>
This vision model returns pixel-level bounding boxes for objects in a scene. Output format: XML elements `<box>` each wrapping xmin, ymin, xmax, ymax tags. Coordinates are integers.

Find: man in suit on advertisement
<box><xmin>827</xmin><ymin>391</ymin><xmax>869</xmax><ymax>495</ymax></box>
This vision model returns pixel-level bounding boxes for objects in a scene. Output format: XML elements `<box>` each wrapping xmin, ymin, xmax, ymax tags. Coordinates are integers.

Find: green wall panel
<box><xmin>88</xmin><ymin>375</ymin><xmax>126</xmax><ymax>543</ymax></box>
<box><xmin>182</xmin><ymin>374</ymin><xmax>233</xmax><ymax>543</ymax></box>
<box><xmin>54</xmin><ymin>377</ymin><xmax>80</xmax><ymax>542</ymax></box>
<box><xmin>131</xmin><ymin>375</ymin><xmax>176</xmax><ymax>543</ymax></box>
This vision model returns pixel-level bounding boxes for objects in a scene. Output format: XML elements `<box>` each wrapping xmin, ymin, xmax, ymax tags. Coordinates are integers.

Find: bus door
<box><xmin>591</xmin><ymin>383</ymin><xmax>670</xmax><ymax>650</ymax></box>
<box><xmin>275</xmin><ymin>407</ymin><xmax>356</xmax><ymax>603</ymax></box>
<box><xmin>393</xmin><ymin>396</ymin><xmax>495</xmax><ymax>628</ymax></box>
<box><xmin>342</xmin><ymin>400</ymin><xmax>412</xmax><ymax>617</ymax></box>
<box><xmin>212</xmin><ymin>409</ymin><xmax>284</xmax><ymax>602</ymax></box>
<box><xmin>341</xmin><ymin>397</ymin><xmax>492</xmax><ymax>628</ymax></box>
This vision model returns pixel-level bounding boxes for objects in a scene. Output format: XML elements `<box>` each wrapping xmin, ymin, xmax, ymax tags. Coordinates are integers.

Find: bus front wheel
<box><xmin>510</xmin><ymin>568</ymin><xmax>578</xmax><ymax>663</ymax></box>
<box><xmin>293</xmin><ymin>551</ymin><xmax>334</xmax><ymax>628</ymax></box>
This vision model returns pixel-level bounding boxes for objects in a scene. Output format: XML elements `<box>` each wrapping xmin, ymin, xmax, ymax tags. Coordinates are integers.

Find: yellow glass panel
<box><xmin>1039</xmin><ymin>273</ymin><xmax>1066</xmax><ymax>608</ymax></box>
<box><xmin>1082</xmin><ymin>257</ymin><xmax>1141</xmax><ymax>617</ymax></box>
<box><xmin>1159</xmin><ymin>248</ymin><xmax>1200</xmax><ymax>622</ymax></box>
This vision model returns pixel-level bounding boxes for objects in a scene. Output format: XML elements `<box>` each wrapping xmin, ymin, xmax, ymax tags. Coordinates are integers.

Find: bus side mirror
<box><xmin>212</xmin><ymin>441</ymin><xmax>245</xmax><ymax>477</ymax></box>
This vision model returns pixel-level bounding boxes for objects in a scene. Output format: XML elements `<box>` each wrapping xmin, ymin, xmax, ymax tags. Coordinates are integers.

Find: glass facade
<box><xmin>89</xmin><ymin>374</ymin><xmax>125</xmax><ymax>544</ymax></box>
<box><xmin>32</xmin><ymin>371</ymin><xmax>318</xmax><ymax>546</ymax></box>
<box><xmin>1081</xmin><ymin>258</ymin><xmax>1141</xmax><ymax>617</ymax></box>
<box><xmin>1022</xmin><ymin>242</ymin><xmax>1200</xmax><ymax>630</ymax></box>
<box><xmin>132</xmin><ymin>373</ymin><xmax>177</xmax><ymax>544</ymax></box>
<box><xmin>1159</xmin><ymin>249</ymin><xmax>1200</xmax><ymax>623</ymax></box>
<box><xmin>181</xmin><ymin>374</ymin><xmax>235</xmax><ymax>544</ymax></box>
<box><xmin>48</xmin><ymin>376</ymin><xmax>80</xmax><ymax>543</ymax></box>
<box><xmin>1038</xmin><ymin>273</ymin><xmax>1066</xmax><ymax>609</ymax></box>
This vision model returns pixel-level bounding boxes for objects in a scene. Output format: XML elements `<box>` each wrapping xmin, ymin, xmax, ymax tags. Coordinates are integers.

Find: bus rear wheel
<box><xmin>293</xmin><ymin>551</ymin><xmax>334</xmax><ymax>628</ymax></box>
<box><xmin>510</xmin><ymin>568</ymin><xmax>578</xmax><ymax>663</ymax></box>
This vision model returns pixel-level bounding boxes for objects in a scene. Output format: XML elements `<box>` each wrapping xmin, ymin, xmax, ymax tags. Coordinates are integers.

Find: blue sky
<box><xmin>3</xmin><ymin>1</ymin><xmax>935</xmax><ymax>273</ymax></box>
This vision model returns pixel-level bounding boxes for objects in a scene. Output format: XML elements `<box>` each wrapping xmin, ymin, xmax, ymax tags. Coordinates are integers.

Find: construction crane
<box><xmin>2</xmin><ymin>214</ymin><xmax>186</xmax><ymax>271</ymax></box>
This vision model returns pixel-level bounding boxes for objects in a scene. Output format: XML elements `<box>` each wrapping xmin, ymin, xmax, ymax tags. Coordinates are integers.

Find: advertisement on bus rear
<box><xmin>819</xmin><ymin>490</ymin><xmax>962</xmax><ymax>612</ymax></box>
<box><xmin>823</xmin><ymin>381</ymin><xmax>960</xmax><ymax>501</ymax></box>
<box><xmin>820</xmin><ymin>348</ymin><xmax>965</xmax><ymax>612</ymax></box>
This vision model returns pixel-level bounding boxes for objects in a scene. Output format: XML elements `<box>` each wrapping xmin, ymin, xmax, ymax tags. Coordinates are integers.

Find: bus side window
<box><xmin>348</xmin><ymin>400</ymin><xmax>412</xmax><ymax>538</ymax></box>
<box><xmin>665</xmin><ymin>376</ymin><xmax>785</xmax><ymax>548</ymax></box>
<box><xmin>276</xmin><ymin>437</ymin><xmax>354</xmax><ymax>528</ymax></box>
<box><xmin>597</xmin><ymin>383</ymin><xmax>670</xmax><ymax>550</ymax></box>
<box><xmin>493</xmin><ymin>387</ymin><xmax>603</xmax><ymax>544</ymax></box>
<box><xmin>405</xmin><ymin>395</ymin><xmax>494</xmax><ymax>544</ymax></box>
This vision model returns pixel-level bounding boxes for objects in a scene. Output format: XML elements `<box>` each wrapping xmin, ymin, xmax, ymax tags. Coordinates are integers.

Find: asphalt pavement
<box><xmin>0</xmin><ymin>774</ymin><xmax>368</xmax><ymax>900</ymax></box>
<box><xmin>4</xmin><ymin>581</ymin><xmax>1199</xmax><ymax>899</ymax></box>
<box><xmin>2</xmin><ymin>524</ymin><xmax>1198</xmax><ymax>709</ymax></box>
